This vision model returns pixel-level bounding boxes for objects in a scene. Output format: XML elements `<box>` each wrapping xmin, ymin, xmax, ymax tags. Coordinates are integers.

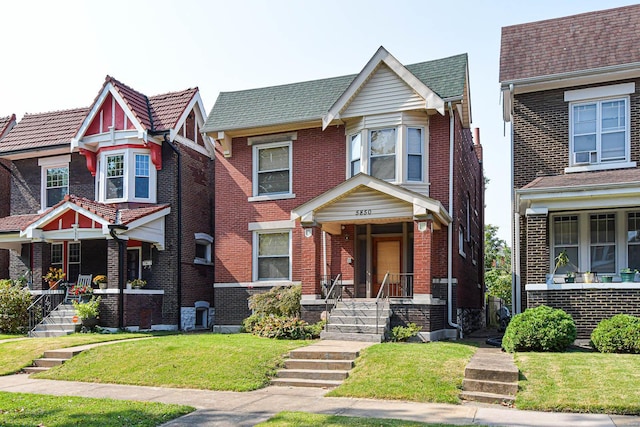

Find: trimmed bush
<box><xmin>0</xmin><ymin>280</ymin><xmax>32</xmax><ymax>334</ymax></box>
<box><xmin>591</xmin><ymin>314</ymin><xmax>640</xmax><ymax>354</ymax></box>
<box><xmin>248</xmin><ymin>285</ymin><xmax>301</xmax><ymax>317</ymax></box>
<box><xmin>502</xmin><ymin>305</ymin><xmax>576</xmax><ymax>352</ymax></box>
<box><xmin>391</xmin><ymin>322</ymin><xmax>422</xmax><ymax>342</ymax></box>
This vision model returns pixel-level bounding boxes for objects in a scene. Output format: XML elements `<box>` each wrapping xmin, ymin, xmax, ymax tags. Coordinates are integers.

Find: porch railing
<box><xmin>385</xmin><ymin>273</ymin><xmax>414</xmax><ymax>298</ymax></box>
<box><xmin>323</xmin><ymin>273</ymin><xmax>343</xmax><ymax>332</ymax></box>
<box><xmin>375</xmin><ymin>272</ymin><xmax>390</xmax><ymax>334</ymax></box>
<box><xmin>27</xmin><ymin>290</ymin><xmax>66</xmax><ymax>336</ymax></box>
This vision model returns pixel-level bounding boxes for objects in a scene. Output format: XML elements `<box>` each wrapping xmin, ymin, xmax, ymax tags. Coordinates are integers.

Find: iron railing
<box><xmin>375</xmin><ymin>272</ymin><xmax>390</xmax><ymax>334</ymax></box>
<box><xmin>385</xmin><ymin>273</ymin><xmax>414</xmax><ymax>298</ymax></box>
<box><xmin>323</xmin><ymin>273</ymin><xmax>342</xmax><ymax>331</ymax></box>
<box><xmin>27</xmin><ymin>290</ymin><xmax>65</xmax><ymax>336</ymax></box>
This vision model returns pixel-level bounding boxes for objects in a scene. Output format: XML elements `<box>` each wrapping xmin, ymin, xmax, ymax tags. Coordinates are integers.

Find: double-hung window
<box><xmin>350</xmin><ymin>134</ymin><xmax>362</xmax><ymax>177</ymax></box>
<box><xmin>552</xmin><ymin>215</ymin><xmax>579</xmax><ymax>275</ymax></box>
<box><xmin>51</xmin><ymin>243</ymin><xmax>63</xmax><ymax>270</ymax></box>
<box><xmin>253</xmin><ymin>142</ymin><xmax>292</xmax><ymax>197</ymax></box>
<box><xmin>39</xmin><ymin>155</ymin><xmax>70</xmax><ymax>210</ymax></box>
<box><xmin>134</xmin><ymin>154</ymin><xmax>150</xmax><ymax>199</ymax></box>
<box><xmin>106</xmin><ymin>154</ymin><xmax>125</xmax><ymax>199</ymax></box>
<box><xmin>255</xmin><ymin>230</ymin><xmax>290</xmax><ymax>281</ymax></box>
<box><xmin>590</xmin><ymin>213</ymin><xmax>616</xmax><ymax>273</ymax></box>
<box><xmin>407</xmin><ymin>127</ymin><xmax>423</xmax><ymax>181</ymax></box>
<box><xmin>628</xmin><ymin>213</ymin><xmax>640</xmax><ymax>270</ymax></box>
<box><xmin>68</xmin><ymin>242</ymin><xmax>81</xmax><ymax>282</ymax></box>
<box><xmin>369</xmin><ymin>128</ymin><xmax>396</xmax><ymax>180</ymax></box>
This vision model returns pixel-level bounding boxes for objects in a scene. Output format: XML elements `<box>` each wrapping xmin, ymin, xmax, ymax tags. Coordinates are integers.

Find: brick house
<box><xmin>205</xmin><ymin>47</ymin><xmax>484</xmax><ymax>340</ymax></box>
<box><xmin>500</xmin><ymin>5</ymin><xmax>640</xmax><ymax>337</ymax></box>
<box><xmin>0</xmin><ymin>114</ymin><xmax>17</xmax><ymax>278</ymax></box>
<box><xmin>0</xmin><ymin>76</ymin><xmax>215</xmax><ymax>331</ymax></box>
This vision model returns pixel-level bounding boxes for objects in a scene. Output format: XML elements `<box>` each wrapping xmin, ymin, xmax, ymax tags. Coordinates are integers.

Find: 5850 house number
<box><xmin>355</xmin><ymin>209</ymin><xmax>372</xmax><ymax>216</ymax></box>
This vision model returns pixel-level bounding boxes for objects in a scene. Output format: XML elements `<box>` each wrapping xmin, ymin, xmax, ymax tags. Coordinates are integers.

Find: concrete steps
<box><xmin>320</xmin><ymin>299</ymin><xmax>390</xmax><ymax>342</ymax></box>
<box><xmin>460</xmin><ymin>347</ymin><xmax>519</xmax><ymax>405</ymax></box>
<box><xmin>23</xmin><ymin>348</ymin><xmax>85</xmax><ymax>374</ymax></box>
<box><xmin>272</xmin><ymin>340</ymin><xmax>371</xmax><ymax>388</ymax></box>
<box><xmin>29</xmin><ymin>303</ymin><xmax>78</xmax><ymax>338</ymax></box>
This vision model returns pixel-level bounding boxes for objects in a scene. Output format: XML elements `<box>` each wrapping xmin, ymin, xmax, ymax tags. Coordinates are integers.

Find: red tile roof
<box><xmin>521</xmin><ymin>168</ymin><xmax>640</xmax><ymax>190</ymax></box>
<box><xmin>500</xmin><ymin>5</ymin><xmax>640</xmax><ymax>82</ymax></box>
<box><xmin>0</xmin><ymin>214</ymin><xmax>40</xmax><ymax>232</ymax></box>
<box><xmin>0</xmin><ymin>108</ymin><xmax>89</xmax><ymax>154</ymax></box>
<box><xmin>0</xmin><ymin>114</ymin><xmax>16</xmax><ymax>140</ymax></box>
<box><xmin>106</xmin><ymin>76</ymin><xmax>154</xmax><ymax>130</ymax></box>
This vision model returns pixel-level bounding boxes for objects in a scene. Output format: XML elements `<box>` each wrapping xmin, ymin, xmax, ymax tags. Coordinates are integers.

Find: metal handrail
<box><xmin>323</xmin><ymin>273</ymin><xmax>342</xmax><ymax>331</ymax></box>
<box><xmin>27</xmin><ymin>290</ymin><xmax>65</xmax><ymax>336</ymax></box>
<box><xmin>375</xmin><ymin>272</ymin><xmax>390</xmax><ymax>334</ymax></box>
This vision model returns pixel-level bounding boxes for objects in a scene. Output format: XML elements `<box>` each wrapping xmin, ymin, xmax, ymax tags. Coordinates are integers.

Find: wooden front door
<box><xmin>372</xmin><ymin>237</ymin><xmax>401</xmax><ymax>297</ymax></box>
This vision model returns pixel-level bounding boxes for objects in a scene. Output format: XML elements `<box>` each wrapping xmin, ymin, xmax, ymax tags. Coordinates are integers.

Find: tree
<box><xmin>484</xmin><ymin>224</ymin><xmax>512</xmax><ymax>306</ymax></box>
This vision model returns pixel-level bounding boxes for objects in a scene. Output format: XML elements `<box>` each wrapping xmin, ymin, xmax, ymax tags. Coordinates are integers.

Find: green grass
<box><xmin>0</xmin><ymin>334</ymin><xmax>25</xmax><ymax>341</ymax></box>
<box><xmin>0</xmin><ymin>332</ymin><xmax>155</xmax><ymax>375</ymax></box>
<box><xmin>257</xmin><ymin>411</ymin><xmax>474</xmax><ymax>427</ymax></box>
<box><xmin>327</xmin><ymin>342</ymin><xmax>476</xmax><ymax>403</ymax></box>
<box><xmin>0</xmin><ymin>391</ymin><xmax>193</xmax><ymax>426</ymax></box>
<box><xmin>515</xmin><ymin>351</ymin><xmax>640</xmax><ymax>414</ymax></box>
<box><xmin>37</xmin><ymin>333</ymin><xmax>307</xmax><ymax>391</ymax></box>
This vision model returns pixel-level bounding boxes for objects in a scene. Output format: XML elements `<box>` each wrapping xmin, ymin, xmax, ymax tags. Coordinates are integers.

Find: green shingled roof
<box><xmin>204</xmin><ymin>53</ymin><xmax>468</xmax><ymax>133</ymax></box>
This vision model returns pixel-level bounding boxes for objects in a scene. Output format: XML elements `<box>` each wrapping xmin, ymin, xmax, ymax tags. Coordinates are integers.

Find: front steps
<box><xmin>29</xmin><ymin>303</ymin><xmax>77</xmax><ymax>338</ymax></box>
<box><xmin>23</xmin><ymin>348</ymin><xmax>84</xmax><ymax>374</ymax></box>
<box><xmin>272</xmin><ymin>341</ymin><xmax>371</xmax><ymax>388</ymax></box>
<box><xmin>320</xmin><ymin>299</ymin><xmax>390</xmax><ymax>342</ymax></box>
<box><xmin>460</xmin><ymin>347</ymin><xmax>519</xmax><ymax>405</ymax></box>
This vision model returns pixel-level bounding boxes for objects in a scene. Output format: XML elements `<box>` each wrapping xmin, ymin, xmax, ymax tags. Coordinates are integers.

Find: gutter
<box><xmin>108</xmin><ymin>224</ymin><xmax>128</xmax><ymax>329</ymax></box>
<box><xmin>447</xmin><ymin>102</ymin><xmax>460</xmax><ymax>334</ymax></box>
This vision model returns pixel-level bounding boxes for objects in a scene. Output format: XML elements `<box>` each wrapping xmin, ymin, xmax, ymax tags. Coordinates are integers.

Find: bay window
<box><xmin>98</xmin><ymin>149</ymin><xmax>156</xmax><ymax>203</ymax></box>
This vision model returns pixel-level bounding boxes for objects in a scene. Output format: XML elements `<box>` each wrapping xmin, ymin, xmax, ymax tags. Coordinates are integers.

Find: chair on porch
<box><xmin>65</xmin><ymin>274</ymin><xmax>93</xmax><ymax>303</ymax></box>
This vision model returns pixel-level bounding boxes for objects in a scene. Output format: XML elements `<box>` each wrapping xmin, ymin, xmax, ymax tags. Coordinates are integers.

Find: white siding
<box><xmin>315</xmin><ymin>188</ymin><xmax>413</xmax><ymax>223</ymax></box>
<box><xmin>342</xmin><ymin>64</ymin><xmax>425</xmax><ymax>118</ymax></box>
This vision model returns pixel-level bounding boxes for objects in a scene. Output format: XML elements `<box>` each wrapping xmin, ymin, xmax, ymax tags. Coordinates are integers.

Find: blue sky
<box><xmin>1</xmin><ymin>0</ymin><xmax>637</xmax><ymax>243</ymax></box>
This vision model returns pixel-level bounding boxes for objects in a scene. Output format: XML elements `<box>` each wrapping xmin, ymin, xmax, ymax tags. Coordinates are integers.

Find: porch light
<box><xmin>417</xmin><ymin>221</ymin><xmax>428</xmax><ymax>232</ymax></box>
<box><xmin>304</xmin><ymin>228</ymin><xmax>313</xmax><ymax>238</ymax></box>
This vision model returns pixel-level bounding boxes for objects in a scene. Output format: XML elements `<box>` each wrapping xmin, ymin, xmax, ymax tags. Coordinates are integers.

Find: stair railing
<box><xmin>27</xmin><ymin>289</ymin><xmax>65</xmax><ymax>336</ymax></box>
<box><xmin>386</xmin><ymin>273</ymin><xmax>414</xmax><ymax>298</ymax></box>
<box><xmin>323</xmin><ymin>273</ymin><xmax>342</xmax><ymax>332</ymax></box>
<box><xmin>375</xmin><ymin>271</ymin><xmax>390</xmax><ymax>334</ymax></box>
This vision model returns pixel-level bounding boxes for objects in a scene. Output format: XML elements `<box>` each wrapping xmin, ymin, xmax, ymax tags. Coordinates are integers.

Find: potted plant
<box><xmin>73</xmin><ymin>296</ymin><xmax>101</xmax><ymax>330</ymax></box>
<box><xmin>130</xmin><ymin>278</ymin><xmax>147</xmax><ymax>289</ymax></box>
<box><xmin>583</xmin><ymin>271</ymin><xmax>595</xmax><ymax>283</ymax></box>
<box><xmin>69</xmin><ymin>282</ymin><xmax>93</xmax><ymax>301</ymax></box>
<box><xmin>600</xmin><ymin>274</ymin><xmax>613</xmax><ymax>283</ymax></box>
<box><xmin>93</xmin><ymin>275</ymin><xmax>108</xmax><ymax>290</ymax></box>
<box><xmin>564</xmin><ymin>271</ymin><xmax>575</xmax><ymax>283</ymax></box>
<box><xmin>42</xmin><ymin>267</ymin><xmax>65</xmax><ymax>289</ymax></box>
<box><xmin>620</xmin><ymin>268</ymin><xmax>637</xmax><ymax>283</ymax></box>
<box><xmin>552</xmin><ymin>251</ymin><xmax>576</xmax><ymax>284</ymax></box>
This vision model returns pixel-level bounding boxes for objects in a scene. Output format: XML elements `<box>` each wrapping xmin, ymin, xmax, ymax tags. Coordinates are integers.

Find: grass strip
<box><xmin>37</xmin><ymin>333</ymin><xmax>307</xmax><ymax>391</ymax></box>
<box><xmin>0</xmin><ymin>391</ymin><xmax>193</xmax><ymax>427</ymax></box>
<box><xmin>257</xmin><ymin>411</ymin><xmax>476</xmax><ymax>426</ymax></box>
<box><xmin>327</xmin><ymin>341</ymin><xmax>476</xmax><ymax>404</ymax></box>
<box><xmin>515</xmin><ymin>351</ymin><xmax>640</xmax><ymax>414</ymax></box>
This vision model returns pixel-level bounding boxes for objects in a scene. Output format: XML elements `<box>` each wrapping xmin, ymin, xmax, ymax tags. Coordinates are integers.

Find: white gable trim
<box><xmin>21</xmin><ymin>202</ymin><xmax>111</xmax><ymax>239</ymax></box>
<box><xmin>124</xmin><ymin>207</ymin><xmax>171</xmax><ymax>230</ymax></box>
<box><xmin>169</xmin><ymin>92</ymin><xmax>216</xmax><ymax>157</ymax></box>
<box><xmin>71</xmin><ymin>82</ymin><xmax>147</xmax><ymax>150</ymax></box>
<box><xmin>322</xmin><ymin>47</ymin><xmax>445</xmax><ymax>130</ymax></box>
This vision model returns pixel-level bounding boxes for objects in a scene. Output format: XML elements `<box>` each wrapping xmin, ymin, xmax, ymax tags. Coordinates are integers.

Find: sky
<box><xmin>1</xmin><ymin>0</ymin><xmax>638</xmax><ymax>244</ymax></box>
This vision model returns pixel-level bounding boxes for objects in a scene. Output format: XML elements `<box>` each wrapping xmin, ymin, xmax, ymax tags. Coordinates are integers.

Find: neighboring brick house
<box><xmin>0</xmin><ymin>77</ymin><xmax>215</xmax><ymax>331</ymax></box>
<box><xmin>500</xmin><ymin>5</ymin><xmax>640</xmax><ymax>337</ymax></box>
<box><xmin>205</xmin><ymin>47</ymin><xmax>484</xmax><ymax>339</ymax></box>
<box><xmin>0</xmin><ymin>114</ymin><xmax>17</xmax><ymax>278</ymax></box>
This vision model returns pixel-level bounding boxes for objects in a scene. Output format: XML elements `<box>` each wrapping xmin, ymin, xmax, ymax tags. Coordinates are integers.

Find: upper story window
<box><xmin>39</xmin><ymin>155</ymin><xmax>70</xmax><ymax>211</ymax></box>
<box><xmin>252</xmin><ymin>141</ymin><xmax>293</xmax><ymax>200</ymax></box>
<box><xmin>194</xmin><ymin>232</ymin><xmax>213</xmax><ymax>265</ymax></box>
<box><xmin>349</xmin><ymin>124</ymin><xmax>426</xmax><ymax>185</ymax></box>
<box><xmin>565</xmin><ymin>83</ymin><xmax>635</xmax><ymax>172</ymax></box>
<box><xmin>98</xmin><ymin>149</ymin><xmax>156</xmax><ymax>203</ymax></box>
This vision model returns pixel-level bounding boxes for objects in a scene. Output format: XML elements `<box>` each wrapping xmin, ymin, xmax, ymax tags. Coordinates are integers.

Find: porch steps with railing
<box><xmin>271</xmin><ymin>340</ymin><xmax>372</xmax><ymax>388</ymax></box>
<box><xmin>460</xmin><ymin>347</ymin><xmax>519</xmax><ymax>405</ymax></box>
<box><xmin>29</xmin><ymin>303</ymin><xmax>77</xmax><ymax>338</ymax></box>
<box><xmin>320</xmin><ymin>299</ymin><xmax>390</xmax><ymax>342</ymax></box>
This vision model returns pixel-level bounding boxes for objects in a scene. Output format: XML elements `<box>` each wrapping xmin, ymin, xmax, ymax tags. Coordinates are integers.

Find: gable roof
<box><xmin>0</xmin><ymin>107</ymin><xmax>89</xmax><ymax>154</ymax></box>
<box><xmin>500</xmin><ymin>5</ymin><xmax>640</xmax><ymax>83</ymax></box>
<box><xmin>204</xmin><ymin>51</ymin><xmax>468</xmax><ymax>134</ymax></box>
<box><xmin>0</xmin><ymin>214</ymin><xmax>40</xmax><ymax>233</ymax></box>
<box><xmin>0</xmin><ymin>114</ymin><xmax>16</xmax><ymax>140</ymax></box>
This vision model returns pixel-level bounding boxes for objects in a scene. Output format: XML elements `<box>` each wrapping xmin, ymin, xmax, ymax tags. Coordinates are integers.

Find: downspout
<box><xmin>108</xmin><ymin>224</ymin><xmax>128</xmax><ymax>329</ymax></box>
<box><xmin>163</xmin><ymin>133</ymin><xmax>183</xmax><ymax>330</ymax></box>
<box><xmin>447</xmin><ymin>102</ymin><xmax>460</xmax><ymax>334</ymax></box>
<box><xmin>508</xmin><ymin>83</ymin><xmax>521</xmax><ymax>314</ymax></box>
<box><xmin>322</xmin><ymin>231</ymin><xmax>327</xmax><ymax>279</ymax></box>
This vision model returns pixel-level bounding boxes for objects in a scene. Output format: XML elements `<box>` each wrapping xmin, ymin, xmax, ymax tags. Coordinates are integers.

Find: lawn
<box><xmin>0</xmin><ymin>332</ymin><xmax>155</xmax><ymax>375</ymax></box>
<box><xmin>257</xmin><ymin>411</ymin><xmax>474</xmax><ymax>427</ymax></box>
<box><xmin>0</xmin><ymin>391</ymin><xmax>193</xmax><ymax>427</ymax></box>
<box><xmin>515</xmin><ymin>351</ymin><xmax>640</xmax><ymax>414</ymax></box>
<box><xmin>327</xmin><ymin>341</ymin><xmax>476</xmax><ymax>404</ymax></box>
<box><xmin>37</xmin><ymin>333</ymin><xmax>308</xmax><ymax>391</ymax></box>
<box><xmin>0</xmin><ymin>334</ymin><xmax>24</xmax><ymax>341</ymax></box>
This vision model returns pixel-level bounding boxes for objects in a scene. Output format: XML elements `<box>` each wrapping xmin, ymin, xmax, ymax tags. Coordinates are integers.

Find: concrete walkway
<box><xmin>0</xmin><ymin>338</ymin><xmax>639</xmax><ymax>426</ymax></box>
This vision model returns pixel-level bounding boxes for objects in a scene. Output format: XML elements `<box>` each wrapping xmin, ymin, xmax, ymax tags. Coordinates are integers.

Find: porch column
<box><xmin>102</xmin><ymin>239</ymin><xmax>121</xmax><ymax>328</ymax></box>
<box><xmin>33</xmin><ymin>242</ymin><xmax>47</xmax><ymax>291</ymax></box>
<box><xmin>413</xmin><ymin>221</ymin><xmax>432</xmax><ymax>296</ymax></box>
<box><xmin>526</xmin><ymin>214</ymin><xmax>549</xmax><ymax>284</ymax></box>
<box><xmin>301</xmin><ymin>226</ymin><xmax>322</xmax><ymax>298</ymax></box>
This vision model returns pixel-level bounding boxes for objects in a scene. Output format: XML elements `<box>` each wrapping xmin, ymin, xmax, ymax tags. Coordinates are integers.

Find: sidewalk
<box><xmin>1</xmin><ymin>373</ymin><xmax>639</xmax><ymax>426</ymax></box>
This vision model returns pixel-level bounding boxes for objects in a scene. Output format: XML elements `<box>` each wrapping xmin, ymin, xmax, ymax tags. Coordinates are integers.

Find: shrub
<box><xmin>73</xmin><ymin>296</ymin><xmax>101</xmax><ymax>320</ymax></box>
<box><xmin>590</xmin><ymin>314</ymin><xmax>640</xmax><ymax>354</ymax></box>
<box><xmin>391</xmin><ymin>322</ymin><xmax>422</xmax><ymax>342</ymax></box>
<box><xmin>246</xmin><ymin>315</ymin><xmax>311</xmax><ymax>340</ymax></box>
<box><xmin>502</xmin><ymin>305</ymin><xmax>576</xmax><ymax>352</ymax></box>
<box><xmin>248</xmin><ymin>285</ymin><xmax>301</xmax><ymax>317</ymax></box>
<box><xmin>0</xmin><ymin>280</ymin><xmax>32</xmax><ymax>334</ymax></box>
<box><xmin>304</xmin><ymin>320</ymin><xmax>326</xmax><ymax>338</ymax></box>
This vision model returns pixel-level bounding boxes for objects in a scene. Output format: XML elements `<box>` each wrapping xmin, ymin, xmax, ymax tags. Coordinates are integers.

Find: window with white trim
<box><xmin>552</xmin><ymin>215</ymin><xmax>579</xmax><ymax>275</ymax></box>
<box><xmin>350</xmin><ymin>133</ymin><xmax>361</xmax><ymax>177</ymax></box>
<box><xmin>194</xmin><ymin>233</ymin><xmax>213</xmax><ymax>265</ymax></box>
<box><xmin>407</xmin><ymin>127</ymin><xmax>423</xmax><ymax>181</ymax></box>
<box><xmin>627</xmin><ymin>213</ymin><xmax>640</xmax><ymax>270</ymax></box>
<box><xmin>254</xmin><ymin>230</ymin><xmax>290</xmax><ymax>281</ymax></box>
<box><xmin>369</xmin><ymin>128</ymin><xmax>396</xmax><ymax>180</ymax></box>
<box><xmin>98</xmin><ymin>149</ymin><xmax>156</xmax><ymax>203</ymax></box>
<box><xmin>39</xmin><ymin>155</ymin><xmax>71</xmax><ymax>210</ymax></box>
<box><xmin>590</xmin><ymin>213</ymin><xmax>616</xmax><ymax>273</ymax></box>
<box><xmin>458</xmin><ymin>226</ymin><xmax>466</xmax><ymax>257</ymax></box>
<box><xmin>253</xmin><ymin>141</ymin><xmax>292</xmax><ymax>197</ymax></box>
